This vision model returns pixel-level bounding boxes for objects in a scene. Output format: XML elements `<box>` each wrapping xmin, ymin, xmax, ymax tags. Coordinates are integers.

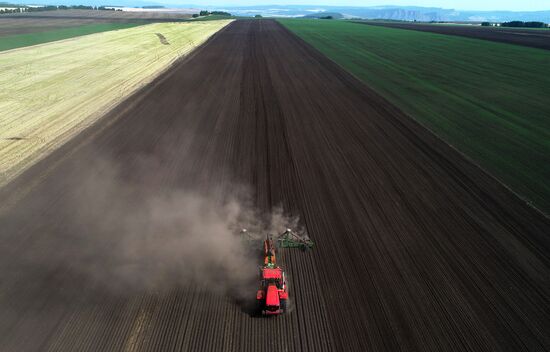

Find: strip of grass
<box><xmin>0</xmin><ymin>22</ymin><xmax>145</xmax><ymax>51</ymax></box>
<box><xmin>279</xmin><ymin>19</ymin><xmax>550</xmax><ymax>213</ymax></box>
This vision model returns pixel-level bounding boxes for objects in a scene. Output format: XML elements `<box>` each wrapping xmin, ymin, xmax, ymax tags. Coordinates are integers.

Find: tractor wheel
<box><xmin>256</xmin><ymin>301</ymin><xmax>264</xmax><ymax>316</ymax></box>
<box><xmin>280</xmin><ymin>300</ymin><xmax>287</xmax><ymax>313</ymax></box>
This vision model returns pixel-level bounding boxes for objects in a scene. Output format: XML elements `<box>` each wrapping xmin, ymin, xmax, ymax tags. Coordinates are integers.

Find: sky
<box><xmin>188</xmin><ymin>1</ymin><xmax>550</xmax><ymax>11</ymax></box>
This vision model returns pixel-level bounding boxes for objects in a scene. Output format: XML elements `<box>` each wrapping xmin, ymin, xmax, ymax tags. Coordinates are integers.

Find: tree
<box><xmin>501</xmin><ymin>21</ymin><xmax>546</xmax><ymax>28</ymax></box>
<box><xmin>192</xmin><ymin>13</ymin><xmax>199</xmax><ymax>18</ymax></box>
<box><xmin>481</xmin><ymin>22</ymin><xmax>491</xmax><ymax>26</ymax></box>
<box><xmin>255</xmin><ymin>14</ymin><xmax>262</xmax><ymax>18</ymax></box>
<box><xmin>524</xmin><ymin>21</ymin><xmax>546</xmax><ymax>28</ymax></box>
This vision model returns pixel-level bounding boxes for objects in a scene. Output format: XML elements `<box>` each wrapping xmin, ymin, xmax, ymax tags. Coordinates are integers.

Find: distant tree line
<box><xmin>28</xmin><ymin>5</ymin><xmax>117</xmax><ymax>11</ymax></box>
<box><xmin>501</xmin><ymin>21</ymin><xmax>548</xmax><ymax>28</ymax></box>
<box><xmin>0</xmin><ymin>4</ymin><xmax>124</xmax><ymax>14</ymax></box>
<box><xmin>481</xmin><ymin>21</ymin><xmax>547</xmax><ymax>28</ymax></box>
<box><xmin>26</xmin><ymin>5</ymin><xmax>58</xmax><ymax>11</ymax></box>
<box><xmin>0</xmin><ymin>1</ymin><xmax>24</xmax><ymax>11</ymax></box>
<box><xmin>194</xmin><ymin>10</ymin><xmax>231</xmax><ymax>17</ymax></box>
<box><xmin>0</xmin><ymin>8</ymin><xmax>20</xmax><ymax>13</ymax></box>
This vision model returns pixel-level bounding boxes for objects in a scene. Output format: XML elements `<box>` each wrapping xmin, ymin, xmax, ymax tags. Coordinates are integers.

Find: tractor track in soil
<box><xmin>0</xmin><ymin>19</ymin><xmax>548</xmax><ymax>351</ymax></box>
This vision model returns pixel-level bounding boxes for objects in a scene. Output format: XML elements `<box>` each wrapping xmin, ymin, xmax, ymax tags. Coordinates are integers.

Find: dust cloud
<box><xmin>16</xmin><ymin>152</ymin><xmax>302</xmax><ymax>298</ymax></box>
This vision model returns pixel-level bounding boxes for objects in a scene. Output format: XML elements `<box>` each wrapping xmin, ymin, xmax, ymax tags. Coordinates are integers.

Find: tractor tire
<box><xmin>280</xmin><ymin>300</ymin><xmax>287</xmax><ymax>313</ymax></box>
<box><xmin>256</xmin><ymin>301</ymin><xmax>265</xmax><ymax>317</ymax></box>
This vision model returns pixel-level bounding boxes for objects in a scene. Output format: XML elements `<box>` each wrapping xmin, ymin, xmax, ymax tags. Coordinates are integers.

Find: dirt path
<box><xmin>0</xmin><ymin>20</ymin><xmax>548</xmax><ymax>351</ymax></box>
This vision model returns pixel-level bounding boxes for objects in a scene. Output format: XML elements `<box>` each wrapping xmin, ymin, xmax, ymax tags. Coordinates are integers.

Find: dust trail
<box><xmin>13</xmin><ymin>152</ymin><xmax>302</xmax><ymax>298</ymax></box>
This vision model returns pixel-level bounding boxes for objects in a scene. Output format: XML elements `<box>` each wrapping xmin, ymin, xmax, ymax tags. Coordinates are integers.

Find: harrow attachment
<box><xmin>276</xmin><ymin>229</ymin><xmax>314</xmax><ymax>251</ymax></box>
<box><xmin>240</xmin><ymin>228</ymin><xmax>314</xmax><ymax>251</ymax></box>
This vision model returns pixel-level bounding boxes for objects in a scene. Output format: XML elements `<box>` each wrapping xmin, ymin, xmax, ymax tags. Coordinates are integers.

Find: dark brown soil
<box><xmin>0</xmin><ymin>20</ymin><xmax>548</xmax><ymax>351</ymax></box>
<box><xmin>361</xmin><ymin>21</ymin><xmax>550</xmax><ymax>50</ymax></box>
<box><xmin>0</xmin><ymin>10</ymin><xmax>193</xmax><ymax>36</ymax></box>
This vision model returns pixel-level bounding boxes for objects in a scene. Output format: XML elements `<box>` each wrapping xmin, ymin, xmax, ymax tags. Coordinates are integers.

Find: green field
<box><xmin>280</xmin><ymin>19</ymin><xmax>550</xmax><ymax>214</ymax></box>
<box><xmin>0</xmin><ymin>23</ymin><xmax>145</xmax><ymax>51</ymax></box>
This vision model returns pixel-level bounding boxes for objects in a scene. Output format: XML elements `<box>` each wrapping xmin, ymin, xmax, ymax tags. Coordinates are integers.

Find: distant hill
<box><xmin>4</xmin><ymin>2</ymin><xmax>550</xmax><ymax>22</ymax></box>
<box><xmin>336</xmin><ymin>6</ymin><xmax>550</xmax><ymax>22</ymax></box>
<box><xmin>208</xmin><ymin>5</ymin><xmax>550</xmax><ymax>22</ymax></box>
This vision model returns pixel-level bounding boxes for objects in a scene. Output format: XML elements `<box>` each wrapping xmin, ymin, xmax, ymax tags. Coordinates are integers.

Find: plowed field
<box><xmin>361</xmin><ymin>21</ymin><xmax>550</xmax><ymax>50</ymax></box>
<box><xmin>0</xmin><ymin>19</ymin><xmax>548</xmax><ymax>352</ymax></box>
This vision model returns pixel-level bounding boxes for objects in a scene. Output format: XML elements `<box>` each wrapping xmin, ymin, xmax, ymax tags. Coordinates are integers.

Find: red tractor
<box><xmin>256</xmin><ymin>237</ymin><xmax>288</xmax><ymax>315</ymax></box>
<box><xmin>241</xmin><ymin>229</ymin><xmax>313</xmax><ymax>316</ymax></box>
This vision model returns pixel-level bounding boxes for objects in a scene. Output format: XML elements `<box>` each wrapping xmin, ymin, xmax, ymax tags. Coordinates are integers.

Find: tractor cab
<box><xmin>259</xmin><ymin>267</ymin><xmax>285</xmax><ymax>290</ymax></box>
<box><xmin>257</xmin><ymin>267</ymin><xmax>288</xmax><ymax>315</ymax></box>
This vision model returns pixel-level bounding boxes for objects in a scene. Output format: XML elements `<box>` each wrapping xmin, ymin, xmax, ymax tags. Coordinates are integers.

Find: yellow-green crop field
<box><xmin>0</xmin><ymin>20</ymin><xmax>232</xmax><ymax>186</ymax></box>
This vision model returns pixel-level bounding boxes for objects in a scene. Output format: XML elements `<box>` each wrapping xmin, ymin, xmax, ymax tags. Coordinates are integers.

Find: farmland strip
<box><xmin>359</xmin><ymin>21</ymin><xmax>550</xmax><ymax>50</ymax></box>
